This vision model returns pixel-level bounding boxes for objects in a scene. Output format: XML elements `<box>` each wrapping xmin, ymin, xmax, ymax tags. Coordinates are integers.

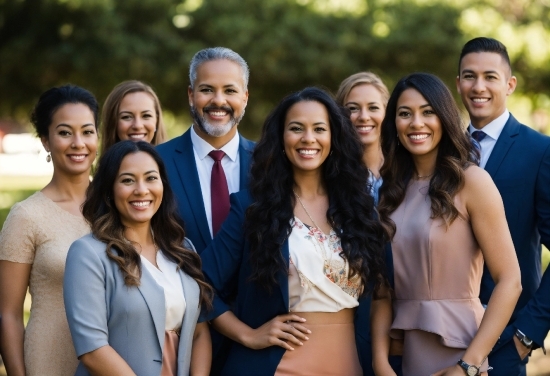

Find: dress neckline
<box><xmin>36</xmin><ymin>191</ymin><xmax>86</xmax><ymax>221</ymax></box>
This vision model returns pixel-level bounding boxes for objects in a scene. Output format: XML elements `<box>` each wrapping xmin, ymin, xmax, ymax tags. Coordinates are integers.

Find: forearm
<box><xmin>371</xmin><ymin>296</ymin><xmax>395</xmax><ymax>375</ymax></box>
<box><xmin>190</xmin><ymin>322</ymin><xmax>211</xmax><ymax>376</ymax></box>
<box><xmin>0</xmin><ymin>315</ymin><xmax>26</xmax><ymax>376</ymax></box>
<box><xmin>211</xmin><ymin>311</ymin><xmax>253</xmax><ymax>347</ymax></box>
<box><xmin>79</xmin><ymin>345</ymin><xmax>136</xmax><ymax>376</ymax></box>
<box><xmin>462</xmin><ymin>277</ymin><xmax>521</xmax><ymax>366</ymax></box>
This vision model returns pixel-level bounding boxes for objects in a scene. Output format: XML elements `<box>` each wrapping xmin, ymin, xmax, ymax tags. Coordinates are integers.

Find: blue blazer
<box><xmin>479</xmin><ymin>114</ymin><xmax>550</xmax><ymax>349</ymax></box>
<box><xmin>64</xmin><ymin>234</ymin><xmax>201</xmax><ymax>376</ymax></box>
<box><xmin>201</xmin><ymin>190</ymin><xmax>372</xmax><ymax>376</ymax></box>
<box><xmin>156</xmin><ymin>129</ymin><xmax>255</xmax><ymax>253</ymax></box>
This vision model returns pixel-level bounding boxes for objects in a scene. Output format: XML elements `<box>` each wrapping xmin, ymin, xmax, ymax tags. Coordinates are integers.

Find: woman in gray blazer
<box><xmin>64</xmin><ymin>140</ymin><xmax>213</xmax><ymax>376</ymax></box>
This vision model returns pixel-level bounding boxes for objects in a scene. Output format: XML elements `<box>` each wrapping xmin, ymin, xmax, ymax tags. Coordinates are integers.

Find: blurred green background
<box><xmin>1</xmin><ymin>0</ymin><xmax>550</xmax><ymax>374</ymax></box>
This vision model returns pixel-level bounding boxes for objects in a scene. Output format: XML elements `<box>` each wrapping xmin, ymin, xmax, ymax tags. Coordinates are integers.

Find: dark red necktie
<box><xmin>209</xmin><ymin>150</ymin><xmax>230</xmax><ymax>236</ymax></box>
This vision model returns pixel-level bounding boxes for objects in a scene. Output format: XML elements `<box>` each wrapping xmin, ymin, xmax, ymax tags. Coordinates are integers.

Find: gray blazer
<box><xmin>64</xmin><ymin>233</ymin><xmax>201</xmax><ymax>376</ymax></box>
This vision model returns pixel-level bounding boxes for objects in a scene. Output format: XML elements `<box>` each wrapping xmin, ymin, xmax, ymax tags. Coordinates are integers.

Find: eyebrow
<box><xmin>119</xmin><ymin>110</ymin><xmax>153</xmax><ymax>114</ymax></box>
<box><xmin>397</xmin><ymin>104</ymin><xmax>431</xmax><ymax>110</ymax></box>
<box><xmin>345</xmin><ymin>101</ymin><xmax>381</xmax><ymax>106</ymax></box>
<box><xmin>118</xmin><ymin>170</ymin><xmax>159</xmax><ymax>178</ymax></box>
<box><xmin>460</xmin><ymin>69</ymin><xmax>501</xmax><ymax>76</ymax></box>
<box><xmin>287</xmin><ymin>121</ymin><xmax>328</xmax><ymax>126</ymax></box>
<box><xmin>55</xmin><ymin>123</ymin><xmax>95</xmax><ymax>129</ymax></box>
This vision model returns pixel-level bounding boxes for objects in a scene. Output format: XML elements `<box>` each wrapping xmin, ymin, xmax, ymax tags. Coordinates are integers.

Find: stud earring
<box><xmin>46</xmin><ymin>152</ymin><xmax>51</xmax><ymax>162</ymax></box>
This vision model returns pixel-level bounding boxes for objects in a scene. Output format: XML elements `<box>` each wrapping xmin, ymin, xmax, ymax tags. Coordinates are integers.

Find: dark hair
<box><xmin>378</xmin><ymin>73</ymin><xmax>479</xmax><ymax>238</ymax></box>
<box><xmin>82</xmin><ymin>140</ymin><xmax>212</xmax><ymax>309</ymax></box>
<box><xmin>31</xmin><ymin>85</ymin><xmax>99</xmax><ymax>137</ymax></box>
<box><xmin>245</xmin><ymin>87</ymin><xmax>387</xmax><ymax>296</ymax></box>
<box><xmin>458</xmin><ymin>37</ymin><xmax>511</xmax><ymax>75</ymax></box>
<box><xmin>101</xmin><ymin>80</ymin><xmax>167</xmax><ymax>153</ymax></box>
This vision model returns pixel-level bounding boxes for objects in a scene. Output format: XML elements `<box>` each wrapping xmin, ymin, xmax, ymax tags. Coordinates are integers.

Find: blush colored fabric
<box><xmin>161</xmin><ymin>330</ymin><xmax>180</xmax><ymax>376</ymax></box>
<box><xmin>275</xmin><ymin>309</ymin><xmax>362</xmax><ymax>376</ymax></box>
<box><xmin>389</xmin><ymin>180</ymin><xmax>486</xmax><ymax>370</ymax></box>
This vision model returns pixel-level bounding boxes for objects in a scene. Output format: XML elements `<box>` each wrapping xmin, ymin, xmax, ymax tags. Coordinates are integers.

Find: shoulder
<box><xmin>239</xmin><ymin>134</ymin><xmax>256</xmax><ymax>152</ymax></box>
<box><xmin>68</xmin><ymin>234</ymin><xmax>108</xmax><ymax>259</ymax></box>
<box><xmin>156</xmin><ymin>130</ymin><xmax>190</xmax><ymax>154</ymax></box>
<box><xmin>463</xmin><ymin>165</ymin><xmax>495</xmax><ymax>191</ymax></box>
<box><xmin>510</xmin><ymin>116</ymin><xmax>550</xmax><ymax>146</ymax></box>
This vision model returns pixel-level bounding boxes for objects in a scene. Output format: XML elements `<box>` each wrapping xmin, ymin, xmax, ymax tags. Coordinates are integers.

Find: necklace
<box><xmin>293</xmin><ymin>190</ymin><xmax>336</xmax><ymax>275</ymax></box>
<box><xmin>416</xmin><ymin>172</ymin><xmax>433</xmax><ymax>179</ymax></box>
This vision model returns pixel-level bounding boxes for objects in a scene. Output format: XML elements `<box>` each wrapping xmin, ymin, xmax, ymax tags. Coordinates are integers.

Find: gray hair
<box><xmin>189</xmin><ymin>47</ymin><xmax>249</xmax><ymax>89</ymax></box>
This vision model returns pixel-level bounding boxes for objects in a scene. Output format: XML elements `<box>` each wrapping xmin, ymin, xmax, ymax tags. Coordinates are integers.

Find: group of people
<box><xmin>0</xmin><ymin>36</ymin><xmax>548</xmax><ymax>376</ymax></box>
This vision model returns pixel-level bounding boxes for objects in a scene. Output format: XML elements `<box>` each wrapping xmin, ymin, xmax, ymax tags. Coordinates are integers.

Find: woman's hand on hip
<box><xmin>243</xmin><ymin>313</ymin><xmax>311</xmax><ymax>351</ymax></box>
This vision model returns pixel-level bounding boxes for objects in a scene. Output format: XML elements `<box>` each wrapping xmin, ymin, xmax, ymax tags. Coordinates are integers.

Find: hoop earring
<box><xmin>46</xmin><ymin>152</ymin><xmax>51</xmax><ymax>163</ymax></box>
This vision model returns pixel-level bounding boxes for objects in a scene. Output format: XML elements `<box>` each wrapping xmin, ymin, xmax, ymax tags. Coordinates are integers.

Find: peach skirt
<box><xmin>161</xmin><ymin>330</ymin><xmax>180</xmax><ymax>376</ymax></box>
<box><xmin>275</xmin><ymin>309</ymin><xmax>362</xmax><ymax>376</ymax></box>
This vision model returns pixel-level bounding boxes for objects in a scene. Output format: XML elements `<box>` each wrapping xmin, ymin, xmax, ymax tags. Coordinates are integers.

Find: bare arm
<box><xmin>434</xmin><ymin>167</ymin><xmax>522</xmax><ymax>375</ymax></box>
<box><xmin>0</xmin><ymin>261</ymin><xmax>31</xmax><ymax>376</ymax></box>
<box><xmin>371</xmin><ymin>285</ymin><xmax>397</xmax><ymax>376</ymax></box>
<box><xmin>212</xmin><ymin>311</ymin><xmax>310</xmax><ymax>351</ymax></box>
<box><xmin>79</xmin><ymin>345</ymin><xmax>136</xmax><ymax>376</ymax></box>
<box><xmin>190</xmin><ymin>322</ymin><xmax>211</xmax><ymax>376</ymax></box>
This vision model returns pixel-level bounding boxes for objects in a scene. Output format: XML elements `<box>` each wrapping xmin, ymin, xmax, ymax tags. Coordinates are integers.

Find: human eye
<box><xmin>424</xmin><ymin>109</ymin><xmax>436</xmax><ymax>116</ymax></box>
<box><xmin>58</xmin><ymin>130</ymin><xmax>71</xmax><ymax>136</ymax></box>
<box><xmin>147</xmin><ymin>174</ymin><xmax>159</xmax><ymax>181</ymax></box>
<box><xmin>315</xmin><ymin>126</ymin><xmax>328</xmax><ymax>132</ymax></box>
<box><xmin>462</xmin><ymin>73</ymin><xmax>474</xmax><ymax>79</ymax></box>
<box><xmin>397</xmin><ymin>110</ymin><xmax>410</xmax><ymax>118</ymax></box>
<box><xmin>369</xmin><ymin>105</ymin><xmax>380</xmax><ymax>111</ymax></box>
<box><xmin>225</xmin><ymin>88</ymin><xmax>238</xmax><ymax>94</ymax></box>
<box><xmin>120</xmin><ymin>177</ymin><xmax>134</xmax><ymax>184</ymax></box>
<box><xmin>83</xmin><ymin>129</ymin><xmax>96</xmax><ymax>135</ymax></box>
<box><xmin>143</xmin><ymin>113</ymin><xmax>153</xmax><ymax>119</ymax></box>
<box><xmin>120</xmin><ymin>115</ymin><xmax>132</xmax><ymax>121</ymax></box>
<box><xmin>346</xmin><ymin>105</ymin><xmax>359</xmax><ymax>113</ymax></box>
<box><xmin>200</xmin><ymin>87</ymin><xmax>213</xmax><ymax>93</ymax></box>
<box><xmin>289</xmin><ymin>125</ymin><xmax>303</xmax><ymax>132</ymax></box>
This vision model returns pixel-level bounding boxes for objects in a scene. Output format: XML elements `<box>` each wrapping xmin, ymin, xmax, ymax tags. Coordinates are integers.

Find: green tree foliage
<box><xmin>1</xmin><ymin>0</ymin><xmax>549</xmax><ymax>138</ymax></box>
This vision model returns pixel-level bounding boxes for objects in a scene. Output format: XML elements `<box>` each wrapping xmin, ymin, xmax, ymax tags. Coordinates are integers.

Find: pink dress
<box><xmin>389</xmin><ymin>180</ymin><xmax>489</xmax><ymax>375</ymax></box>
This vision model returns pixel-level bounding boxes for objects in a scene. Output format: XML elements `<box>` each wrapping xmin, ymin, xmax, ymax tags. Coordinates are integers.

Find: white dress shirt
<box><xmin>469</xmin><ymin>110</ymin><xmax>509</xmax><ymax>168</ymax></box>
<box><xmin>190</xmin><ymin>126</ymin><xmax>241</xmax><ymax>237</ymax></box>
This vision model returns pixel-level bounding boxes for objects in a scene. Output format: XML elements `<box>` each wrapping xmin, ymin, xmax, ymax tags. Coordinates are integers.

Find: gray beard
<box><xmin>190</xmin><ymin>106</ymin><xmax>245</xmax><ymax>137</ymax></box>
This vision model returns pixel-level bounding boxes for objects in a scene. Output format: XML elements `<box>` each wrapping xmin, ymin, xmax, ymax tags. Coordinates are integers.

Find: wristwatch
<box><xmin>515</xmin><ymin>329</ymin><xmax>534</xmax><ymax>348</ymax></box>
<box><xmin>457</xmin><ymin>359</ymin><xmax>480</xmax><ymax>376</ymax></box>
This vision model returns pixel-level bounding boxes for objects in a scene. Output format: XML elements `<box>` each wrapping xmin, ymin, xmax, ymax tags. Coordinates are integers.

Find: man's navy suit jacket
<box><xmin>480</xmin><ymin>114</ymin><xmax>550</xmax><ymax>349</ymax></box>
<box><xmin>156</xmin><ymin>128</ymin><xmax>255</xmax><ymax>253</ymax></box>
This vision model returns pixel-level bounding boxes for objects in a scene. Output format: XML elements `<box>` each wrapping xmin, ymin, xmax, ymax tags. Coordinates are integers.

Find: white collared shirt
<box><xmin>468</xmin><ymin>110</ymin><xmax>509</xmax><ymax>168</ymax></box>
<box><xmin>190</xmin><ymin>126</ymin><xmax>241</xmax><ymax>237</ymax></box>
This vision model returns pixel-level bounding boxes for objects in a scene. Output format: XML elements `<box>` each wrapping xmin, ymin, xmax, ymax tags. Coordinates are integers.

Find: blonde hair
<box><xmin>100</xmin><ymin>80</ymin><xmax>167</xmax><ymax>153</ymax></box>
<box><xmin>335</xmin><ymin>72</ymin><xmax>390</xmax><ymax>106</ymax></box>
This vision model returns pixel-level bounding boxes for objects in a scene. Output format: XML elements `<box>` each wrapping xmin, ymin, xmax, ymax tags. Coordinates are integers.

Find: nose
<box><xmin>472</xmin><ymin>78</ymin><xmax>486</xmax><ymax>93</ymax></box>
<box><xmin>72</xmin><ymin>133</ymin><xmax>85</xmax><ymax>148</ymax></box>
<box><xmin>409</xmin><ymin>113</ymin><xmax>424</xmax><ymax>128</ymax></box>
<box><xmin>358</xmin><ymin>108</ymin><xmax>371</xmax><ymax>122</ymax></box>
<box><xmin>301</xmin><ymin>129</ymin><xmax>315</xmax><ymax>143</ymax></box>
<box><xmin>133</xmin><ymin>180</ymin><xmax>149</xmax><ymax>195</ymax></box>
<box><xmin>131</xmin><ymin>117</ymin><xmax>143</xmax><ymax>129</ymax></box>
<box><xmin>211</xmin><ymin>90</ymin><xmax>228</xmax><ymax>107</ymax></box>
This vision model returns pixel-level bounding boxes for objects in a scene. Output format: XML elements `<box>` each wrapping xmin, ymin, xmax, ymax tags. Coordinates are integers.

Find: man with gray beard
<box><xmin>157</xmin><ymin>47</ymin><xmax>255</xmax><ymax>374</ymax></box>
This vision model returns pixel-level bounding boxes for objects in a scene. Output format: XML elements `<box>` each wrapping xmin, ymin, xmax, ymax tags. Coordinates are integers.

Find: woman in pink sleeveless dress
<box><xmin>372</xmin><ymin>73</ymin><xmax>522</xmax><ymax>376</ymax></box>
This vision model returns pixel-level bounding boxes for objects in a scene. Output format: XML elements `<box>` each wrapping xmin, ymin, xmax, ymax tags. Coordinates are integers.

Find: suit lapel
<box><xmin>137</xmin><ymin>265</ymin><xmax>166</xmax><ymax>352</ymax></box>
<box><xmin>174</xmin><ymin>131</ymin><xmax>212</xmax><ymax>246</ymax></box>
<box><xmin>238</xmin><ymin>135</ymin><xmax>254</xmax><ymax>190</ymax></box>
<box><xmin>484</xmin><ymin>115</ymin><xmax>520</xmax><ymax>177</ymax></box>
<box><xmin>277</xmin><ymin>240</ymin><xmax>290</xmax><ymax>311</ymax></box>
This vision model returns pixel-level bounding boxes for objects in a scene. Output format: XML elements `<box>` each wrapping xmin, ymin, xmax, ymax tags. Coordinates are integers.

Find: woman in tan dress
<box><xmin>372</xmin><ymin>73</ymin><xmax>522</xmax><ymax>376</ymax></box>
<box><xmin>0</xmin><ymin>85</ymin><xmax>99</xmax><ymax>375</ymax></box>
<box><xmin>100</xmin><ymin>80</ymin><xmax>167</xmax><ymax>153</ymax></box>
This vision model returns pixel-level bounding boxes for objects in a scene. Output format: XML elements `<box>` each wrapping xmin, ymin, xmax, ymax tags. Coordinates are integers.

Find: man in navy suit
<box><xmin>157</xmin><ymin>47</ymin><xmax>255</xmax><ymax>253</ymax></box>
<box><xmin>157</xmin><ymin>47</ymin><xmax>255</xmax><ymax>375</ymax></box>
<box><xmin>456</xmin><ymin>37</ymin><xmax>550</xmax><ymax>375</ymax></box>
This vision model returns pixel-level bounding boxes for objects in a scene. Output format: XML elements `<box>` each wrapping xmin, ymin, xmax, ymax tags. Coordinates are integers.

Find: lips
<box><xmin>408</xmin><ymin>133</ymin><xmax>430</xmax><ymax>142</ymax></box>
<box><xmin>356</xmin><ymin>125</ymin><xmax>375</xmax><ymax>133</ymax></box>
<box><xmin>203</xmin><ymin>105</ymin><xmax>233</xmax><ymax>119</ymax></box>
<box><xmin>297</xmin><ymin>149</ymin><xmax>319</xmax><ymax>158</ymax></box>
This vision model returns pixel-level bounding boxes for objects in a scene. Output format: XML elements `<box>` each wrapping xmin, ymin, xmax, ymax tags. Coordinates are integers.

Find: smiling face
<box><xmin>283</xmin><ymin>100</ymin><xmax>331</xmax><ymax>177</ymax></box>
<box><xmin>116</xmin><ymin>92</ymin><xmax>158</xmax><ymax>143</ymax></box>
<box><xmin>41</xmin><ymin>103</ymin><xmax>98</xmax><ymax>176</ymax></box>
<box><xmin>344</xmin><ymin>84</ymin><xmax>385</xmax><ymax>147</ymax></box>
<box><xmin>457</xmin><ymin>52</ymin><xmax>516</xmax><ymax>129</ymax></box>
<box><xmin>113</xmin><ymin>151</ymin><xmax>163</xmax><ymax>229</ymax></box>
<box><xmin>188</xmin><ymin>59</ymin><xmax>249</xmax><ymax>147</ymax></box>
<box><xmin>396</xmin><ymin>88</ymin><xmax>442</xmax><ymax>161</ymax></box>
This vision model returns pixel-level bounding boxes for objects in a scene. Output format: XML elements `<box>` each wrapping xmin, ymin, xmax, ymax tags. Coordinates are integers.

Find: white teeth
<box><xmin>129</xmin><ymin>134</ymin><xmax>146</xmax><ymax>139</ymax></box>
<box><xmin>357</xmin><ymin>126</ymin><xmax>374</xmax><ymax>132</ymax></box>
<box><xmin>409</xmin><ymin>134</ymin><xmax>429</xmax><ymax>140</ymax></box>
<box><xmin>473</xmin><ymin>98</ymin><xmax>489</xmax><ymax>103</ymax></box>
<box><xmin>69</xmin><ymin>155</ymin><xmax>86</xmax><ymax>161</ymax></box>
<box><xmin>131</xmin><ymin>201</ymin><xmax>151</xmax><ymax>207</ymax></box>
<box><xmin>209</xmin><ymin>111</ymin><xmax>227</xmax><ymax>116</ymax></box>
<box><xmin>298</xmin><ymin>149</ymin><xmax>318</xmax><ymax>155</ymax></box>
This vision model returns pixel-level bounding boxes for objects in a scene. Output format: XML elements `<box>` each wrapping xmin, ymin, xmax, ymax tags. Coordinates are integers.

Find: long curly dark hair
<box><xmin>245</xmin><ymin>87</ymin><xmax>387</xmax><ymax>296</ymax></box>
<box><xmin>82</xmin><ymin>140</ymin><xmax>212</xmax><ymax>309</ymax></box>
<box><xmin>378</xmin><ymin>73</ymin><xmax>479</xmax><ymax>239</ymax></box>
